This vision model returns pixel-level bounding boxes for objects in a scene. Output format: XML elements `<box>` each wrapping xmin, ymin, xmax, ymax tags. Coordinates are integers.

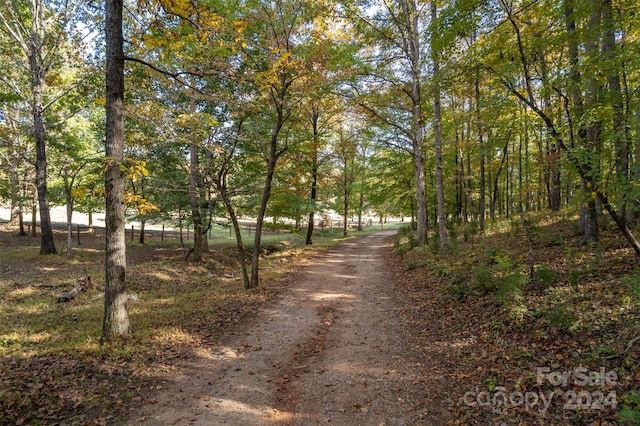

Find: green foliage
<box><xmin>545</xmin><ymin>305</ymin><xmax>575</xmax><ymax>329</ymax></box>
<box><xmin>429</xmin><ymin>233</ymin><xmax>441</xmax><ymax>253</ymax></box>
<box><xmin>621</xmin><ymin>272</ymin><xmax>640</xmax><ymax>303</ymax></box>
<box><xmin>447</xmin><ymin>275</ymin><xmax>471</xmax><ymax>300</ymax></box>
<box><xmin>534</xmin><ymin>264</ymin><xmax>559</xmax><ymax>289</ymax></box>
<box><xmin>568</xmin><ymin>269</ymin><xmax>587</xmax><ymax>287</ymax></box>
<box><xmin>481</xmin><ymin>247</ymin><xmax>502</xmax><ymax>264</ymax></box>
<box><xmin>473</xmin><ymin>250</ymin><xmax>529</xmax><ymax>308</ymax></box>
<box><xmin>460</xmin><ymin>221</ymin><xmax>479</xmax><ymax>242</ymax></box>
<box><xmin>406</xmin><ymin>260</ymin><xmax>418</xmax><ymax>270</ymax></box>
<box><xmin>472</xmin><ymin>264</ymin><xmax>495</xmax><ymax>292</ymax></box>
<box><xmin>619</xmin><ymin>390</ymin><xmax>640</xmax><ymax>425</ymax></box>
<box><xmin>495</xmin><ymin>269</ymin><xmax>527</xmax><ymax>307</ymax></box>
<box><xmin>546</xmin><ymin>235</ymin><xmax>564</xmax><ymax>246</ymax></box>
<box><xmin>395</xmin><ymin>225</ymin><xmax>417</xmax><ymax>255</ymax></box>
<box><xmin>437</xmin><ymin>263</ymin><xmax>452</xmax><ymax>278</ymax></box>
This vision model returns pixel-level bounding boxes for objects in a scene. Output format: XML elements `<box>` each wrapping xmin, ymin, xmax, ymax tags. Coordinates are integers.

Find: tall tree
<box><xmin>349</xmin><ymin>0</ymin><xmax>430</xmax><ymax>245</ymax></box>
<box><xmin>430</xmin><ymin>0</ymin><xmax>448</xmax><ymax>250</ymax></box>
<box><xmin>238</xmin><ymin>0</ymin><xmax>314</xmax><ymax>288</ymax></box>
<box><xmin>0</xmin><ymin>0</ymin><xmax>56</xmax><ymax>253</ymax></box>
<box><xmin>102</xmin><ymin>0</ymin><xmax>130</xmax><ymax>341</ymax></box>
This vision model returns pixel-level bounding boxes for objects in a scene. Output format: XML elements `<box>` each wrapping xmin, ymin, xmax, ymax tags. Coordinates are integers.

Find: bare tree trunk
<box><xmin>250</xmin><ymin>107</ymin><xmax>286</xmax><ymax>289</ymax></box>
<box><xmin>306</xmin><ymin>111</ymin><xmax>320</xmax><ymax>245</ymax></box>
<box><xmin>139</xmin><ymin>220</ymin><xmax>145</xmax><ymax>244</ymax></box>
<box><xmin>220</xmin><ymin>172</ymin><xmax>250</xmax><ymax>289</ymax></box>
<box><xmin>31</xmin><ymin>201</ymin><xmax>37</xmax><ymax>237</ymax></box>
<box><xmin>431</xmin><ymin>0</ymin><xmax>448</xmax><ymax>251</ymax></box>
<box><xmin>581</xmin><ymin>0</ymin><xmax>602</xmax><ymax>244</ymax></box>
<box><xmin>189</xmin><ymin>140</ymin><xmax>202</xmax><ymax>260</ymax></box>
<box><xmin>398</xmin><ymin>0</ymin><xmax>427</xmax><ymax>245</ymax></box>
<box><xmin>188</xmin><ymin>94</ymin><xmax>202</xmax><ymax>261</ymax></box>
<box><xmin>32</xmin><ymin>68</ymin><xmax>56</xmax><ymax>253</ymax></box>
<box><xmin>305</xmin><ymin>159</ymin><xmax>318</xmax><ymax>244</ymax></box>
<box><xmin>252</xmin><ymin>154</ymin><xmax>277</xmax><ymax>288</ymax></box>
<box><xmin>343</xmin><ymin>166</ymin><xmax>349</xmax><ymax>238</ymax></box>
<box><xmin>19</xmin><ymin>209</ymin><xmax>26</xmax><ymax>236</ymax></box>
<box><xmin>602</xmin><ymin>0</ymin><xmax>630</xmax><ymax>223</ymax></box>
<box><xmin>216</xmin><ymin>119</ymin><xmax>250</xmax><ymax>288</ymax></box>
<box><xmin>475</xmin><ymin>74</ymin><xmax>486</xmax><ymax>232</ymax></box>
<box><xmin>357</xmin><ymin>190</ymin><xmax>364</xmax><ymax>231</ymax></box>
<box><xmin>9</xmin><ymin>156</ymin><xmax>20</xmax><ymax>226</ymax></box>
<box><xmin>27</xmin><ymin>0</ymin><xmax>56</xmax><ymax>255</ymax></box>
<box><xmin>102</xmin><ymin>0</ymin><xmax>130</xmax><ymax>342</ymax></box>
<box><xmin>64</xmin><ymin>170</ymin><xmax>74</xmax><ymax>258</ymax></box>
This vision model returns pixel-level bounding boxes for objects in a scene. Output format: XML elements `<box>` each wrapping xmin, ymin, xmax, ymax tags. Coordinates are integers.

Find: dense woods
<box><xmin>1</xmin><ymin>0</ymin><xmax>640</xmax><ymax>423</ymax></box>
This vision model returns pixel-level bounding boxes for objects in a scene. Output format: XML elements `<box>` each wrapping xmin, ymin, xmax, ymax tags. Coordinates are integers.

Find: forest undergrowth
<box><xmin>0</xmin><ymin>225</ymin><xmax>365</xmax><ymax>425</ymax></box>
<box><xmin>390</xmin><ymin>211</ymin><xmax>640</xmax><ymax>425</ymax></box>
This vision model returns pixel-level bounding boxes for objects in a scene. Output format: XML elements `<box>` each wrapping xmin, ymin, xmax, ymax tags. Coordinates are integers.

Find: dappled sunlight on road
<box><xmin>124</xmin><ymin>231</ymin><xmax>409</xmax><ymax>425</ymax></box>
<box><xmin>308</xmin><ymin>291</ymin><xmax>355</xmax><ymax>301</ymax></box>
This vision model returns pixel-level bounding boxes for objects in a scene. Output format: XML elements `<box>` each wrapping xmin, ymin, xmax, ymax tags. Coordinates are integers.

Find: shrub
<box><xmin>395</xmin><ymin>225</ymin><xmax>417</xmax><ymax>255</ymax></box>
<box><xmin>619</xmin><ymin>390</ymin><xmax>640</xmax><ymax>425</ymax></box>
<box><xmin>473</xmin><ymin>264</ymin><xmax>496</xmax><ymax>292</ymax></box>
<box><xmin>621</xmin><ymin>272</ymin><xmax>640</xmax><ymax>302</ymax></box>
<box><xmin>545</xmin><ymin>305</ymin><xmax>575</xmax><ymax>329</ymax></box>
<box><xmin>447</xmin><ymin>275</ymin><xmax>471</xmax><ymax>300</ymax></box>
<box><xmin>568</xmin><ymin>269</ymin><xmax>586</xmax><ymax>287</ymax></box>
<box><xmin>495</xmin><ymin>269</ymin><xmax>527</xmax><ymax>307</ymax></box>
<box><xmin>407</xmin><ymin>260</ymin><xmax>419</xmax><ymax>270</ymax></box>
<box><xmin>546</xmin><ymin>235</ymin><xmax>564</xmax><ymax>246</ymax></box>
<box><xmin>534</xmin><ymin>264</ymin><xmax>558</xmax><ymax>289</ymax></box>
<box><xmin>481</xmin><ymin>246</ymin><xmax>502</xmax><ymax>264</ymax></box>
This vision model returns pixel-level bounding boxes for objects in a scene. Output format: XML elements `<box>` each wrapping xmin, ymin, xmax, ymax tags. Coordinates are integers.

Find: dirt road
<box><xmin>127</xmin><ymin>231</ymin><xmax>431</xmax><ymax>425</ymax></box>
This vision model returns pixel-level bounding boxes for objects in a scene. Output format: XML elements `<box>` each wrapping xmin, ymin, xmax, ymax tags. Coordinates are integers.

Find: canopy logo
<box><xmin>463</xmin><ymin>366</ymin><xmax>618</xmax><ymax>414</ymax></box>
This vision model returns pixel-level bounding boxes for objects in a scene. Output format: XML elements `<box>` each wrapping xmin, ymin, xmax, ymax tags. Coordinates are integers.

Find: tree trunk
<box><xmin>29</xmin><ymin>0</ymin><xmax>56</xmax><ymax>255</ymax></box>
<box><xmin>19</xmin><ymin>209</ymin><xmax>26</xmax><ymax>236</ymax></box>
<box><xmin>357</xmin><ymin>189</ymin><xmax>364</xmax><ymax>231</ymax></box>
<box><xmin>475</xmin><ymin>73</ymin><xmax>486</xmax><ymax>232</ymax></box>
<box><xmin>9</xmin><ymin>158</ymin><xmax>20</xmax><ymax>226</ymax></box>
<box><xmin>188</xmin><ymin>94</ymin><xmax>202</xmax><ymax>261</ymax></box>
<box><xmin>306</xmin><ymin>111</ymin><xmax>320</xmax><ymax>245</ymax></box>
<box><xmin>189</xmin><ymin>139</ymin><xmax>202</xmax><ymax>261</ymax></box>
<box><xmin>64</xmin><ymin>170</ymin><xmax>73</xmax><ymax>258</ymax></box>
<box><xmin>343</xmin><ymin>166</ymin><xmax>349</xmax><ymax>238</ymax></box>
<box><xmin>581</xmin><ymin>0</ymin><xmax>602</xmax><ymax>244</ymax></box>
<box><xmin>305</xmin><ymin>160</ymin><xmax>318</xmax><ymax>244</ymax></box>
<box><xmin>431</xmin><ymin>1</ymin><xmax>447</xmax><ymax>251</ymax></box>
<box><xmin>602</xmin><ymin>0</ymin><xmax>630</xmax><ymax>223</ymax></box>
<box><xmin>400</xmin><ymin>0</ymin><xmax>427</xmax><ymax>245</ymax></box>
<box><xmin>139</xmin><ymin>220</ymin><xmax>145</xmax><ymax>244</ymax></box>
<box><xmin>250</xmin><ymin>109</ymin><xmax>285</xmax><ymax>289</ymax></box>
<box><xmin>219</xmin><ymin>170</ymin><xmax>250</xmax><ymax>289</ymax></box>
<box><xmin>102</xmin><ymin>0</ymin><xmax>130</xmax><ymax>342</ymax></box>
<box><xmin>32</xmin><ymin>66</ymin><xmax>56</xmax><ymax>253</ymax></box>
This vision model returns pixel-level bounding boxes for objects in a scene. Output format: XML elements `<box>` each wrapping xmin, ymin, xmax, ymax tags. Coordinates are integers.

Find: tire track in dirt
<box><xmin>125</xmin><ymin>231</ymin><xmax>431</xmax><ymax>425</ymax></box>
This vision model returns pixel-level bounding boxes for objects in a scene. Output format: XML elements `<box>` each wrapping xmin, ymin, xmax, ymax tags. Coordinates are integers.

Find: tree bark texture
<box><xmin>431</xmin><ymin>1</ymin><xmax>448</xmax><ymax>251</ymax></box>
<box><xmin>102</xmin><ymin>0</ymin><xmax>130</xmax><ymax>341</ymax></box>
<box><xmin>29</xmin><ymin>0</ymin><xmax>56</xmax><ymax>254</ymax></box>
<box><xmin>400</xmin><ymin>0</ymin><xmax>428</xmax><ymax>245</ymax></box>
